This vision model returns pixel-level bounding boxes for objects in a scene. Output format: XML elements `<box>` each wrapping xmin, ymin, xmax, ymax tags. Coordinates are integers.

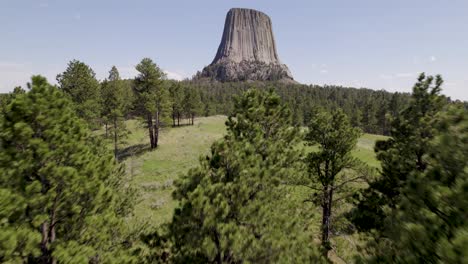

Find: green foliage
<box><xmin>299</xmin><ymin>109</ymin><xmax>365</xmax><ymax>257</ymax></box>
<box><xmin>1</xmin><ymin>86</ymin><xmax>27</xmax><ymax>116</ymax></box>
<box><xmin>169</xmin><ymin>89</ymin><xmax>324</xmax><ymax>263</ymax></box>
<box><xmin>167</xmin><ymin>81</ymin><xmax>203</xmax><ymax>126</ymax></box>
<box><xmin>182</xmin><ymin>80</ymin><xmax>414</xmax><ymax>135</ymax></box>
<box><xmin>182</xmin><ymin>86</ymin><xmax>203</xmax><ymax>125</ymax></box>
<box><xmin>361</xmin><ymin>106</ymin><xmax>468</xmax><ymax>263</ymax></box>
<box><xmin>134</xmin><ymin>58</ymin><xmax>169</xmax><ymax>149</ymax></box>
<box><xmin>168</xmin><ymin>81</ymin><xmax>184</xmax><ymax>126</ymax></box>
<box><xmin>101</xmin><ymin>66</ymin><xmax>127</xmax><ymax>117</ymax></box>
<box><xmin>56</xmin><ymin>60</ymin><xmax>101</xmax><ymax>125</ymax></box>
<box><xmin>101</xmin><ymin>66</ymin><xmax>130</xmax><ymax>158</ymax></box>
<box><xmin>0</xmin><ymin>77</ymin><xmax>136</xmax><ymax>263</ymax></box>
<box><xmin>350</xmin><ymin>73</ymin><xmax>445</xmax><ymax>233</ymax></box>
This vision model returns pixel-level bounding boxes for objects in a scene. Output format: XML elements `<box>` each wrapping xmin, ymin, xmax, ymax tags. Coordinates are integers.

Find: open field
<box><xmin>114</xmin><ymin>115</ymin><xmax>387</xmax><ymax>227</ymax></box>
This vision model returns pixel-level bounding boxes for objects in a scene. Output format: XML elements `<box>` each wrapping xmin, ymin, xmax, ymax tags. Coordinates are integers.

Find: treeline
<box><xmin>57</xmin><ymin>59</ymin><xmax>204</xmax><ymax>152</ymax></box>
<box><xmin>183</xmin><ymin>80</ymin><xmax>415</xmax><ymax>135</ymax></box>
<box><xmin>0</xmin><ymin>64</ymin><xmax>461</xmax><ymax>139</ymax></box>
<box><xmin>0</xmin><ymin>59</ymin><xmax>205</xmax><ymax>155</ymax></box>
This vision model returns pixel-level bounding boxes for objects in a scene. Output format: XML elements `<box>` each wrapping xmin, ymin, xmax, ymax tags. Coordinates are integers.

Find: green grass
<box><xmin>118</xmin><ymin>116</ymin><xmax>387</xmax><ymax>228</ymax></box>
<box><xmin>353</xmin><ymin>133</ymin><xmax>388</xmax><ymax>167</ymax></box>
<box><xmin>122</xmin><ymin>116</ymin><xmax>227</xmax><ymax>226</ymax></box>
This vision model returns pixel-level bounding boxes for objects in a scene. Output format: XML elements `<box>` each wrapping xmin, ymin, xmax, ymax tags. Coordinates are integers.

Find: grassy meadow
<box><xmin>113</xmin><ymin>115</ymin><xmax>387</xmax><ymax>228</ymax></box>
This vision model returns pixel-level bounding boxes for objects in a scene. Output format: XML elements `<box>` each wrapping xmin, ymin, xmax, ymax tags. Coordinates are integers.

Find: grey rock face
<box><xmin>197</xmin><ymin>8</ymin><xmax>294</xmax><ymax>82</ymax></box>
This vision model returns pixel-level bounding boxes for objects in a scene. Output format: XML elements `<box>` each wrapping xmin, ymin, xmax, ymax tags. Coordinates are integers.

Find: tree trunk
<box><xmin>191</xmin><ymin>113</ymin><xmax>194</xmax><ymax>125</ymax></box>
<box><xmin>154</xmin><ymin>111</ymin><xmax>159</xmax><ymax>148</ymax></box>
<box><xmin>105</xmin><ymin>122</ymin><xmax>108</xmax><ymax>138</ymax></box>
<box><xmin>147</xmin><ymin>114</ymin><xmax>155</xmax><ymax>149</ymax></box>
<box><xmin>40</xmin><ymin>222</ymin><xmax>49</xmax><ymax>262</ymax></box>
<box><xmin>177</xmin><ymin>112</ymin><xmax>180</xmax><ymax>126</ymax></box>
<box><xmin>172</xmin><ymin>107</ymin><xmax>176</xmax><ymax>127</ymax></box>
<box><xmin>213</xmin><ymin>231</ymin><xmax>222</xmax><ymax>264</ymax></box>
<box><xmin>49</xmin><ymin>195</ymin><xmax>58</xmax><ymax>264</ymax></box>
<box><xmin>40</xmin><ymin>193</ymin><xmax>59</xmax><ymax>264</ymax></box>
<box><xmin>113</xmin><ymin>116</ymin><xmax>118</xmax><ymax>159</ymax></box>
<box><xmin>321</xmin><ymin>185</ymin><xmax>334</xmax><ymax>258</ymax></box>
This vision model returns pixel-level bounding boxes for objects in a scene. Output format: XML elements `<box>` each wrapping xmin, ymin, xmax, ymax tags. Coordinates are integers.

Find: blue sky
<box><xmin>1</xmin><ymin>0</ymin><xmax>467</xmax><ymax>100</ymax></box>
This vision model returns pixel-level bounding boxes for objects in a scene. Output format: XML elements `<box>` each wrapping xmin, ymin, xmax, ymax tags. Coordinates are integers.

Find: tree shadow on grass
<box><xmin>117</xmin><ymin>143</ymin><xmax>151</xmax><ymax>162</ymax></box>
<box><xmin>171</xmin><ymin>124</ymin><xmax>194</xmax><ymax>128</ymax></box>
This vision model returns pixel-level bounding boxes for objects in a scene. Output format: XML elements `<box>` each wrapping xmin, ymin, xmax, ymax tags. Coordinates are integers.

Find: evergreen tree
<box><xmin>298</xmin><ymin>109</ymin><xmax>364</xmax><ymax>258</ymax></box>
<box><xmin>56</xmin><ymin>60</ymin><xmax>101</xmax><ymax>126</ymax></box>
<box><xmin>170</xmin><ymin>89</ymin><xmax>324</xmax><ymax>263</ymax></box>
<box><xmin>350</xmin><ymin>73</ymin><xmax>445</xmax><ymax>232</ymax></box>
<box><xmin>101</xmin><ymin>66</ymin><xmax>129</xmax><ymax>158</ymax></box>
<box><xmin>362</xmin><ymin>106</ymin><xmax>468</xmax><ymax>263</ymax></box>
<box><xmin>1</xmin><ymin>86</ymin><xmax>25</xmax><ymax>116</ymax></box>
<box><xmin>168</xmin><ymin>81</ymin><xmax>184</xmax><ymax>126</ymax></box>
<box><xmin>0</xmin><ymin>76</ymin><xmax>135</xmax><ymax>263</ymax></box>
<box><xmin>362</xmin><ymin>98</ymin><xmax>378</xmax><ymax>134</ymax></box>
<box><xmin>182</xmin><ymin>86</ymin><xmax>203</xmax><ymax>125</ymax></box>
<box><xmin>134</xmin><ymin>58</ymin><xmax>168</xmax><ymax>149</ymax></box>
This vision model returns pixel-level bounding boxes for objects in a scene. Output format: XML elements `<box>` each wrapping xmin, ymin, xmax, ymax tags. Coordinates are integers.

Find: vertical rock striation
<box><xmin>196</xmin><ymin>8</ymin><xmax>294</xmax><ymax>82</ymax></box>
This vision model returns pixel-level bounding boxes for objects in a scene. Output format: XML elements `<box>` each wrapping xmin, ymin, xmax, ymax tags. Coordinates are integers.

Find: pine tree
<box><xmin>350</xmin><ymin>73</ymin><xmax>445</xmax><ymax>232</ymax></box>
<box><xmin>182</xmin><ymin>86</ymin><xmax>203</xmax><ymax>125</ymax></box>
<box><xmin>101</xmin><ymin>66</ymin><xmax>129</xmax><ymax>158</ymax></box>
<box><xmin>362</xmin><ymin>106</ymin><xmax>468</xmax><ymax>263</ymax></box>
<box><xmin>134</xmin><ymin>58</ymin><xmax>168</xmax><ymax>149</ymax></box>
<box><xmin>298</xmin><ymin>109</ymin><xmax>364</xmax><ymax>258</ymax></box>
<box><xmin>168</xmin><ymin>81</ymin><xmax>184</xmax><ymax>127</ymax></box>
<box><xmin>56</xmin><ymin>60</ymin><xmax>101</xmax><ymax>126</ymax></box>
<box><xmin>0</xmin><ymin>76</ymin><xmax>136</xmax><ymax>263</ymax></box>
<box><xmin>1</xmin><ymin>86</ymin><xmax>25</xmax><ymax>116</ymax></box>
<box><xmin>170</xmin><ymin>89</ymin><xmax>324</xmax><ymax>263</ymax></box>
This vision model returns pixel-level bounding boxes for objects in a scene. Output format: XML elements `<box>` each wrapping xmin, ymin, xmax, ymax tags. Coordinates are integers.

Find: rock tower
<box><xmin>197</xmin><ymin>8</ymin><xmax>294</xmax><ymax>82</ymax></box>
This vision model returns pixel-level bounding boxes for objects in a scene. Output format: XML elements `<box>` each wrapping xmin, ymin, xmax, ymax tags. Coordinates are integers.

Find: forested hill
<box><xmin>182</xmin><ymin>80</ymin><xmax>414</xmax><ymax>135</ymax></box>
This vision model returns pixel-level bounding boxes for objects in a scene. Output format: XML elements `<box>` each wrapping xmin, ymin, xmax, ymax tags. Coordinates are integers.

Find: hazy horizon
<box><xmin>1</xmin><ymin>0</ymin><xmax>467</xmax><ymax>100</ymax></box>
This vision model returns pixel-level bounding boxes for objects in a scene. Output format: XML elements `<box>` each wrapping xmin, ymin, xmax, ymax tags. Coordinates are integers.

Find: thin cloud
<box><xmin>116</xmin><ymin>66</ymin><xmax>186</xmax><ymax>81</ymax></box>
<box><xmin>319</xmin><ymin>69</ymin><xmax>328</xmax><ymax>74</ymax></box>
<box><xmin>430</xmin><ymin>56</ymin><xmax>437</xmax><ymax>62</ymax></box>
<box><xmin>164</xmin><ymin>70</ymin><xmax>186</xmax><ymax>81</ymax></box>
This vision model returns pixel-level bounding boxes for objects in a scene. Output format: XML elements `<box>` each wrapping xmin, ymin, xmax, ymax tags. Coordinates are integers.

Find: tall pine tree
<box><xmin>350</xmin><ymin>73</ymin><xmax>445</xmax><ymax>232</ymax></box>
<box><xmin>56</xmin><ymin>60</ymin><xmax>101</xmax><ymax>126</ymax></box>
<box><xmin>0</xmin><ymin>76</ymin><xmax>135</xmax><ymax>263</ymax></box>
<box><xmin>170</xmin><ymin>89</ymin><xmax>324</xmax><ymax>263</ymax></box>
<box><xmin>134</xmin><ymin>58</ymin><xmax>168</xmax><ymax>149</ymax></box>
<box><xmin>297</xmin><ymin>109</ymin><xmax>365</xmax><ymax>258</ymax></box>
<box><xmin>362</xmin><ymin>105</ymin><xmax>468</xmax><ymax>263</ymax></box>
<box><xmin>101</xmin><ymin>66</ymin><xmax>129</xmax><ymax>158</ymax></box>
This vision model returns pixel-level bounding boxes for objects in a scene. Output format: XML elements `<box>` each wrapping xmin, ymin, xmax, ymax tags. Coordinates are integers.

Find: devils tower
<box><xmin>196</xmin><ymin>8</ymin><xmax>294</xmax><ymax>82</ymax></box>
